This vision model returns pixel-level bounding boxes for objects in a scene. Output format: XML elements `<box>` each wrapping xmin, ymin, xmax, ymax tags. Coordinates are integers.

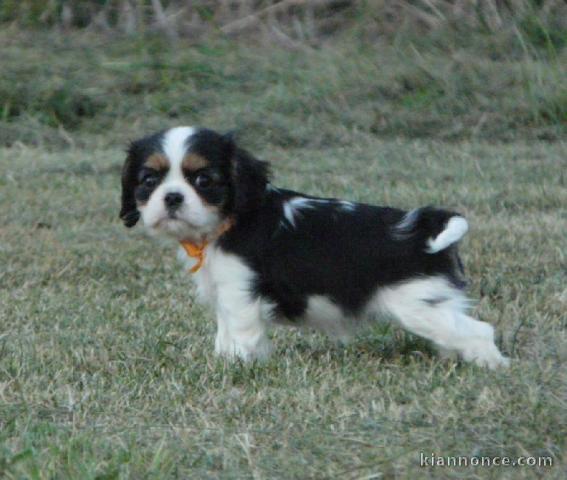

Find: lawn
<box><xmin>0</xmin><ymin>18</ymin><xmax>566</xmax><ymax>480</ymax></box>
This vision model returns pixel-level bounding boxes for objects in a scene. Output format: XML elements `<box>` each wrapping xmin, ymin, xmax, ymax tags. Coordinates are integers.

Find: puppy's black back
<box><xmin>219</xmin><ymin>188</ymin><xmax>466</xmax><ymax>320</ymax></box>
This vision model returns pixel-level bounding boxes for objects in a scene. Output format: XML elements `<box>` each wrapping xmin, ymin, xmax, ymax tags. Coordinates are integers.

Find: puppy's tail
<box><xmin>393</xmin><ymin>206</ymin><xmax>469</xmax><ymax>253</ymax></box>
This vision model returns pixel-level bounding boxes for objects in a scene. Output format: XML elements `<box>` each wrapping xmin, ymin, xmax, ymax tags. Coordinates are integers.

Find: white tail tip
<box><xmin>426</xmin><ymin>216</ymin><xmax>469</xmax><ymax>253</ymax></box>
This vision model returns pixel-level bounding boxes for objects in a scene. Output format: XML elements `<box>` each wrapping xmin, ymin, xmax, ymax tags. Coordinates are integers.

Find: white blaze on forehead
<box><xmin>161</xmin><ymin>126</ymin><xmax>196</xmax><ymax>171</ymax></box>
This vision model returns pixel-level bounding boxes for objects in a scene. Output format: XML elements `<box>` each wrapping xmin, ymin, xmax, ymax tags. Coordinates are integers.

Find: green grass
<box><xmin>0</xmin><ymin>24</ymin><xmax>566</xmax><ymax>479</ymax></box>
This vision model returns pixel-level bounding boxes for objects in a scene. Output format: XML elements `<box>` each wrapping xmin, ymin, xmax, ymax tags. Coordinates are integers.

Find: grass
<box><xmin>1</xmin><ymin>138</ymin><xmax>565</xmax><ymax>478</ymax></box>
<box><xmin>0</xmin><ymin>20</ymin><xmax>566</xmax><ymax>479</ymax></box>
<box><xmin>0</xmin><ymin>18</ymin><xmax>566</xmax><ymax>149</ymax></box>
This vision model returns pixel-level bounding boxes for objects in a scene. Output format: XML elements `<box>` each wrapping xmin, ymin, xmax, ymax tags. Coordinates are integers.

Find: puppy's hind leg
<box><xmin>452</xmin><ymin>312</ymin><xmax>509</xmax><ymax>368</ymax></box>
<box><xmin>378</xmin><ymin>277</ymin><xmax>509</xmax><ymax>369</ymax></box>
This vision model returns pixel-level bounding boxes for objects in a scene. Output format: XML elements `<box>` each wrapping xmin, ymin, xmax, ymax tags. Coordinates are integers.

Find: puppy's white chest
<box><xmin>193</xmin><ymin>265</ymin><xmax>216</xmax><ymax>305</ymax></box>
<box><xmin>190</xmin><ymin>246</ymin><xmax>256</xmax><ymax>307</ymax></box>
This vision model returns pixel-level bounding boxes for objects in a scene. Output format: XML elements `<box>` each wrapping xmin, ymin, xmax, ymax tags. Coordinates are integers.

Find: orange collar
<box><xmin>179</xmin><ymin>220</ymin><xmax>233</xmax><ymax>274</ymax></box>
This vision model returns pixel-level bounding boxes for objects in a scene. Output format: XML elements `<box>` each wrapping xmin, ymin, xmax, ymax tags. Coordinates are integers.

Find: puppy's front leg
<box><xmin>214</xmin><ymin>285</ymin><xmax>272</xmax><ymax>361</ymax></box>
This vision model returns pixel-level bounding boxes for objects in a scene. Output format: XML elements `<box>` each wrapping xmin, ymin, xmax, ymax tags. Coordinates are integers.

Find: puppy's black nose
<box><xmin>164</xmin><ymin>192</ymin><xmax>184</xmax><ymax>209</ymax></box>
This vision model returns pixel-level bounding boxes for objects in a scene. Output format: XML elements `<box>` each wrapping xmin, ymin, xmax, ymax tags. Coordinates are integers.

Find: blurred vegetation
<box><xmin>0</xmin><ymin>0</ymin><xmax>565</xmax><ymax>148</ymax></box>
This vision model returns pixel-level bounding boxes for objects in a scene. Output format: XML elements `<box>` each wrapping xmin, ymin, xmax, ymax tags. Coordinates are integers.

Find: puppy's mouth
<box><xmin>146</xmin><ymin>210</ymin><xmax>221</xmax><ymax>243</ymax></box>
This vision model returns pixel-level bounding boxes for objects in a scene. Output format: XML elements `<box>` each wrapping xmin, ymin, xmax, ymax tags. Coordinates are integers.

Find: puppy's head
<box><xmin>120</xmin><ymin>126</ymin><xmax>269</xmax><ymax>242</ymax></box>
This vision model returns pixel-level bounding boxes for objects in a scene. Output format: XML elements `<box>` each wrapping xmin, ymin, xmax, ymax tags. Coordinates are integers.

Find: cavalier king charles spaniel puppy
<box><xmin>120</xmin><ymin>126</ymin><xmax>509</xmax><ymax>369</ymax></box>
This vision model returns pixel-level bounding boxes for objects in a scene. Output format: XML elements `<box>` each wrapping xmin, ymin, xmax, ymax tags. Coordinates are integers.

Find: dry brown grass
<box><xmin>2</xmin><ymin>0</ymin><xmax>566</xmax><ymax>46</ymax></box>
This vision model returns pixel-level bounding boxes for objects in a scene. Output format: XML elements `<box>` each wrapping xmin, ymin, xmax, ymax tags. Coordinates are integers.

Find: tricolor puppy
<box><xmin>120</xmin><ymin>126</ymin><xmax>509</xmax><ymax>369</ymax></box>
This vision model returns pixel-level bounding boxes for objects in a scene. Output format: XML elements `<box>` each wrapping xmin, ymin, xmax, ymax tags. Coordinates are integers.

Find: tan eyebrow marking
<box><xmin>144</xmin><ymin>153</ymin><xmax>170</xmax><ymax>171</ymax></box>
<box><xmin>182</xmin><ymin>153</ymin><xmax>209</xmax><ymax>172</ymax></box>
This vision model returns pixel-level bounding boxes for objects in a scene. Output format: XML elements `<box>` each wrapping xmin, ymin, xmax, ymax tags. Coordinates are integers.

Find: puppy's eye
<box><xmin>194</xmin><ymin>173</ymin><xmax>213</xmax><ymax>189</ymax></box>
<box><xmin>142</xmin><ymin>175</ymin><xmax>159</xmax><ymax>188</ymax></box>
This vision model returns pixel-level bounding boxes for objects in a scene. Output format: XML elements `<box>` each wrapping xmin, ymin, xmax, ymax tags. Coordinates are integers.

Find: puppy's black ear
<box><xmin>119</xmin><ymin>143</ymin><xmax>141</xmax><ymax>228</ymax></box>
<box><xmin>227</xmin><ymin>134</ymin><xmax>270</xmax><ymax>215</ymax></box>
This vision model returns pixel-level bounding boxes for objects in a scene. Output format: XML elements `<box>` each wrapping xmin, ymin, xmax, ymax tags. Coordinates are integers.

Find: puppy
<box><xmin>120</xmin><ymin>126</ymin><xmax>509</xmax><ymax>369</ymax></box>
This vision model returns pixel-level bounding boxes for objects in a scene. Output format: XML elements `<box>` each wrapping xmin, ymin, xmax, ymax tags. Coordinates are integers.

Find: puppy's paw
<box><xmin>214</xmin><ymin>334</ymin><xmax>272</xmax><ymax>362</ymax></box>
<box><xmin>462</xmin><ymin>340</ymin><xmax>510</xmax><ymax>369</ymax></box>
